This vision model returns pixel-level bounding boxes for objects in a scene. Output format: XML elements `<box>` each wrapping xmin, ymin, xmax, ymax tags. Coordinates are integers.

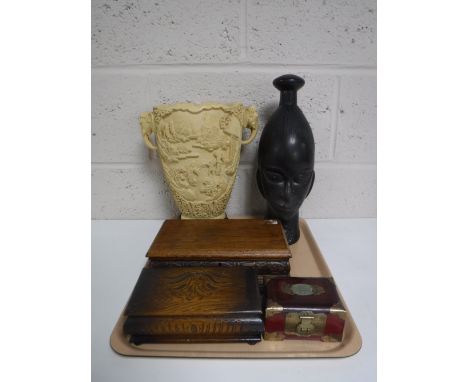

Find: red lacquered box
<box><xmin>264</xmin><ymin>277</ymin><xmax>346</xmax><ymax>342</ymax></box>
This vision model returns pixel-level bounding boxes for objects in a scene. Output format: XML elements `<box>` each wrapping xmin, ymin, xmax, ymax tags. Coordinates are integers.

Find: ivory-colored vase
<box><xmin>140</xmin><ymin>102</ymin><xmax>258</xmax><ymax>219</ymax></box>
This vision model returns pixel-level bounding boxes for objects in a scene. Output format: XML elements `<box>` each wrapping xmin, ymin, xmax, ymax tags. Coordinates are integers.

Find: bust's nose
<box><xmin>279</xmin><ymin>180</ymin><xmax>293</xmax><ymax>206</ymax></box>
<box><xmin>284</xmin><ymin>180</ymin><xmax>292</xmax><ymax>195</ymax></box>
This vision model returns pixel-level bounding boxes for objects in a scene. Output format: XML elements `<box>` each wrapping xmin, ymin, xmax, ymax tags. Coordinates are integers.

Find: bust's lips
<box><xmin>270</xmin><ymin>201</ymin><xmax>297</xmax><ymax>214</ymax></box>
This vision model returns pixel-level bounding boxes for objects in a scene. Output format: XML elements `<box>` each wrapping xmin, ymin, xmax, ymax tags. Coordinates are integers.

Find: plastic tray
<box><xmin>110</xmin><ymin>219</ymin><xmax>362</xmax><ymax>358</ymax></box>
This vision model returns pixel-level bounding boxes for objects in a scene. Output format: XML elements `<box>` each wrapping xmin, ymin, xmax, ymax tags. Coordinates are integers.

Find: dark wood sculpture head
<box><xmin>257</xmin><ymin>74</ymin><xmax>315</xmax><ymax>244</ymax></box>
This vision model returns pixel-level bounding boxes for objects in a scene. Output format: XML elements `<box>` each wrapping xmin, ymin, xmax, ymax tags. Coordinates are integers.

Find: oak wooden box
<box><xmin>110</xmin><ymin>219</ymin><xmax>362</xmax><ymax>358</ymax></box>
<box><xmin>146</xmin><ymin>219</ymin><xmax>291</xmax><ymax>275</ymax></box>
<box><xmin>123</xmin><ymin>267</ymin><xmax>263</xmax><ymax>344</ymax></box>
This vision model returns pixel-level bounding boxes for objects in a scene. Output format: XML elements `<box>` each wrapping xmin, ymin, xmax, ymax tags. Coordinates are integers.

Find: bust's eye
<box><xmin>265</xmin><ymin>171</ymin><xmax>283</xmax><ymax>183</ymax></box>
<box><xmin>293</xmin><ymin>173</ymin><xmax>310</xmax><ymax>183</ymax></box>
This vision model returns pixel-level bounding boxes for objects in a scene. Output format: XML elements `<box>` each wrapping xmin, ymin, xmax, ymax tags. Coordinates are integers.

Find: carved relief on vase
<box><xmin>141</xmin><ymin>103</ymin><xmax>258</xmax><ymax>219</ymax></box>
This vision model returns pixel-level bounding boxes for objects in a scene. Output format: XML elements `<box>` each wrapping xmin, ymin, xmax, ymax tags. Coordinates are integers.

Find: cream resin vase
<box><xmin>140</xmin><ymin>103</ymin><xmax>258</xmax><ymax>219</ymax></box>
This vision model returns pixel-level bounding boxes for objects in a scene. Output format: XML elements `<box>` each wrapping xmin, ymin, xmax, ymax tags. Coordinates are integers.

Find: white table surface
<box><xmin>92</xmin><ymin>218</ymin><xmax>376</xmax><ymax>382</ymax></box>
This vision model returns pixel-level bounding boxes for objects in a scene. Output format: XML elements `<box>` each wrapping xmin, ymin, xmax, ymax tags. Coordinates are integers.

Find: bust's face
<box><xmin>258</xmin><ymin>149</ymin><xmax>314</xmax><ymax>219</ymax></box>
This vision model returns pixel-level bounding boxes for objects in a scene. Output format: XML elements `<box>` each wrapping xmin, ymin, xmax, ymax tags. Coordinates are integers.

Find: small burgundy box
<box><xmin>264</xmin><ymin>277</ymin><xmax>346</xmax><ymax>342</ymax></box>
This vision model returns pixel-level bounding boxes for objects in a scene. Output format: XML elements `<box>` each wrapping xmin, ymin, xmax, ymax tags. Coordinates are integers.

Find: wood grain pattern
<box><xmin>129</xmin><ymin>334</ymin><xmax>262</xmax><ymax>345</ymax></box>
<box><xmin>124</xmin><ymin>316</ymin><xmax>263</xmax><ymax>342</ymax></box>
<box><xmin>123</xmin><ymin>267</ymin><xmax>263</xmax><ymax>343</ymax></box>
<box><xmin>146</xmin><ymin>219</ymin><xmax>291</xmax><ymax>260</ymax></box>
<box><xmin>125</xmin><ymin>267</ymin><xmax>261</xmax><ymax>317</ymax></box>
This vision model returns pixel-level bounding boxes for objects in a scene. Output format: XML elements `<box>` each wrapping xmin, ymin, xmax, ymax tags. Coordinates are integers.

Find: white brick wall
<box><xmin>92</xmin><ymin>0</ymin><xmax>376</xmax><ymax>219</ymax></box>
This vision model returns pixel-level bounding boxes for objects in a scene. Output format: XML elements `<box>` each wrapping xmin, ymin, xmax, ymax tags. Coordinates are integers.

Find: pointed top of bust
<box><xmin>273</xmin><ymin>74</ymin><xmax>305</xmax><ymax>92</ymax></box>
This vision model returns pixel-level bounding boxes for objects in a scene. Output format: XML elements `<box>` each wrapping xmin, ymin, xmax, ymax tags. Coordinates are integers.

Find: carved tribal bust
<box><xmin>256</xmin><ymin>74</ymin><xmax>315</xmax><ymax>244</ymax></box>
<box><xmin>257</xmin><ymin>126</ymin><xmax>315</xmax><ymax>244</ymax></box>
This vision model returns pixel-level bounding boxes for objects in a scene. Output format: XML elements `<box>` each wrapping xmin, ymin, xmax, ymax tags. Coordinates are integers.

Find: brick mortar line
<box><xmin>91</xmin><ymin>162</ymin><xmax>376</xmax><ymax>170</ymax></box>
<box><xmin>328</xmin><ymin>76</ymin><xmax>341</xmax><ymax>160</ymax></box>
<box><xmin>92</xmin><ymin>217</ymin><xmax>377</xmax><ymax>222</ymax></box>
<box><xmin>92</xmin><ymin>63</ymin><xmax>376</xmax><ymax>74</ymax></box>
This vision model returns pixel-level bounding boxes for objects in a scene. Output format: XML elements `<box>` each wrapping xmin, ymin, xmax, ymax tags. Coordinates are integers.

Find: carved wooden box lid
<box><xmin>124</xmin><ymin>267</ymin><xmax>262</xmax><ymax>317</ymax></box>
<box><xmin>147</xmin><ymin>219</ymin><xmax>291</xmax><ymax>261</ymax></box>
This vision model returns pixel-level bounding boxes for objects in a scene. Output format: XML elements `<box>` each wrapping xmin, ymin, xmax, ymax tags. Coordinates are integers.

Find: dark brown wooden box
<box><xmin>124</xmin><ymin>267</ymin><xmax>264</xmax><ymax>344</ymax></box>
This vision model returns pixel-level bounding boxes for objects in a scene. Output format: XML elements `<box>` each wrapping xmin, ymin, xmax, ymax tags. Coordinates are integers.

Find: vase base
<box><xmin>180</xmin><ymin>212</ymin><xmax>226</xmax><ymax>220</ymax></box>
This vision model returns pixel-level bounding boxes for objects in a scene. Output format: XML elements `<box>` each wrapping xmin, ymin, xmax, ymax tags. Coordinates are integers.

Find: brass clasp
<box><xmin>297</xmin><ymin>316</ymin><xmax>316</xmax><ymax>334</ymax></box>
<box><xmin>285</xmin><ymin>312</ymin><xmax>327</xmax><ymax>336</ymax></box>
